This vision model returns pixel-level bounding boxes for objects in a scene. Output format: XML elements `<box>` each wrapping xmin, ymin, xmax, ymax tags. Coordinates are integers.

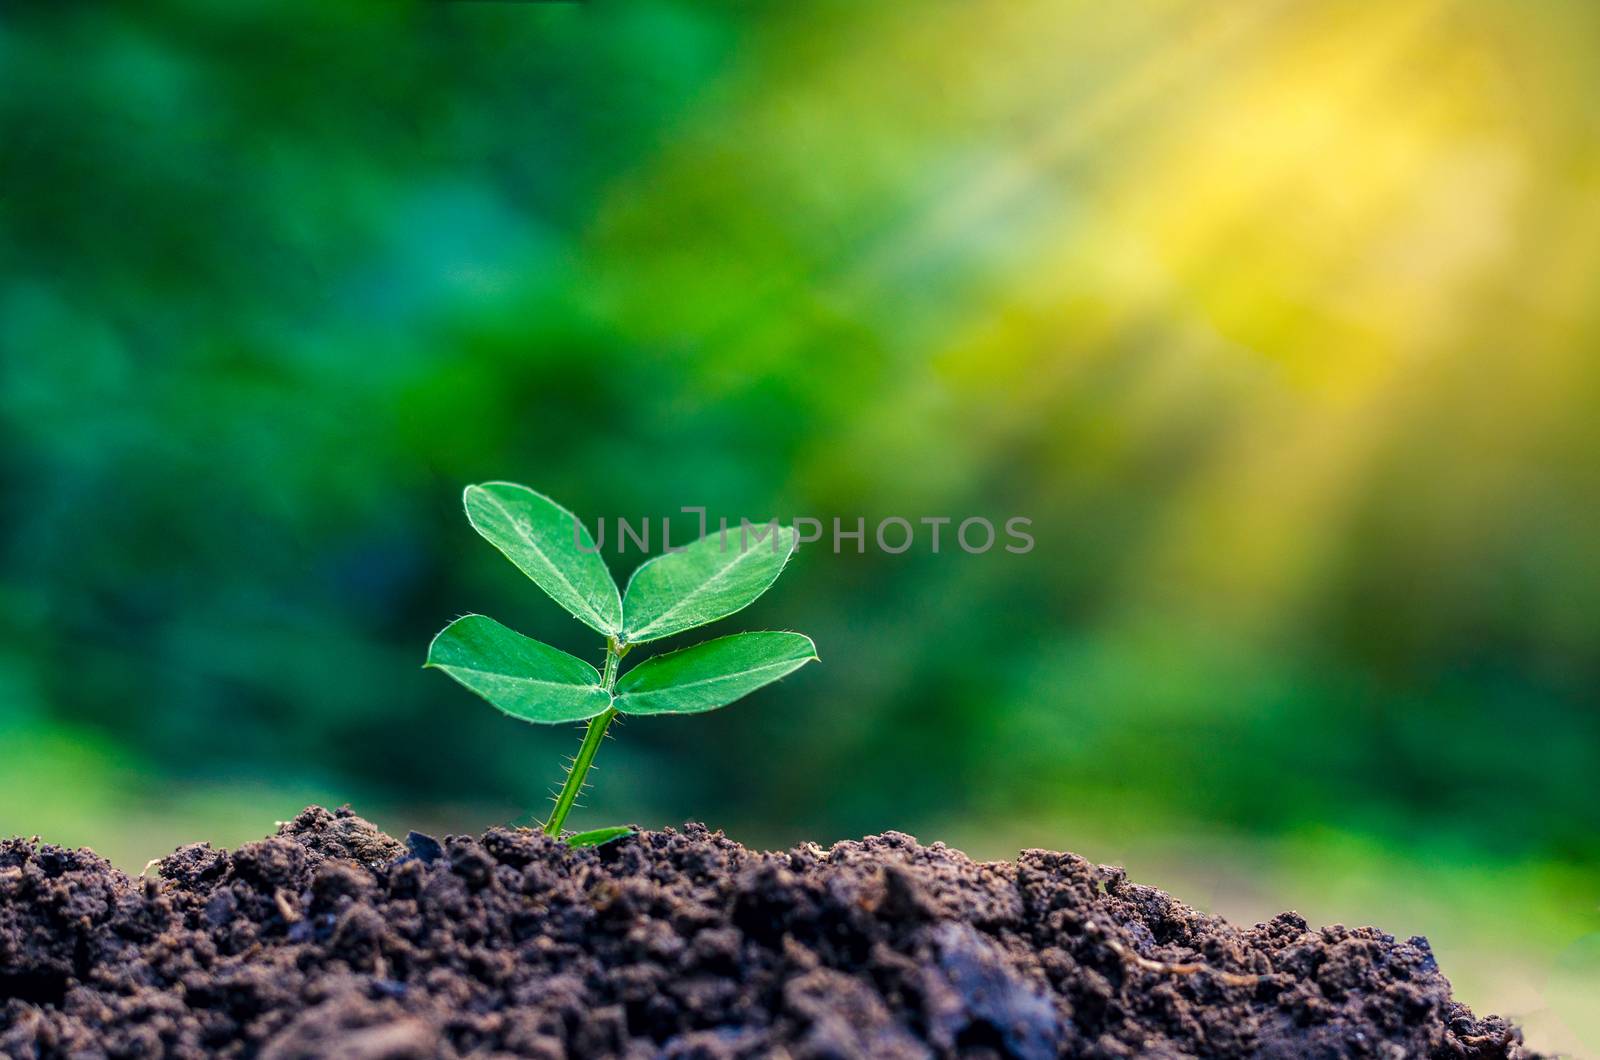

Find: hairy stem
<box><xmin>544</xmin><ymin>638</ymin><xmax>626</xmax><ymax>836</ymax></box>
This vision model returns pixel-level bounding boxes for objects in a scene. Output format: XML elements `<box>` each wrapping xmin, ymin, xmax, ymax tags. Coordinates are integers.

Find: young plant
<box><xmin>425</xmin><ymin>482</ymin><xmax>817</xmax><ymax>846</ymax></box>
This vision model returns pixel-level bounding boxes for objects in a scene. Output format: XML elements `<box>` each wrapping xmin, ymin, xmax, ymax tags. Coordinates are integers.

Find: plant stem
<box><xmin>543</xmin><ymin>638</ymin><xmax>626</xmax><ymax>836</ymax></box>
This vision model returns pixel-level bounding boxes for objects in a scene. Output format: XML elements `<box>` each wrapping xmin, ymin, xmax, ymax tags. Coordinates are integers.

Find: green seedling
<box><xmin>426</xmin><ymin>482</ymin><xmax>817</xmax><ymax>845</ymax></box>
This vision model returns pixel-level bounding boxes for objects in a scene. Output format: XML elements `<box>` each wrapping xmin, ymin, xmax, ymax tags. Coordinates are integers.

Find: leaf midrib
<box><xmin>432</xmin><ymin>662</ymin><xmax>605</xmax><ymax>694</ymax></box>
<box><xmin>618</xmin><ymin>655</ymin><xmax>806</xmax><ymax>698</ymax></box>
<box><xmin>625</xmin><ymin>539</ymin><xmax>786</xmax><ymax>640</ymax></box>
<box><xmin>479</xmin><ymin>487</ymin><xmax>615</xmax><ymax>633</ymax></box>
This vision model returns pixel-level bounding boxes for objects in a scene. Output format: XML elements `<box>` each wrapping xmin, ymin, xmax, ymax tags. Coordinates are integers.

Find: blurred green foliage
<box><xmin>2</xmin><ymin>0</ymin><xmax>1598</xmax><ymax>891</ymax></box>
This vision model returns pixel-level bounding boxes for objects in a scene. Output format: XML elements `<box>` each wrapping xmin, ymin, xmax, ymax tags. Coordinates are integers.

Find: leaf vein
<box><xmin>480</xmin><ymin>489</ymin><xmax>611</xmax><ymax>632</ymax></box>
<box><xmin>626</xmin><ymin>541</ymin><xmax>784</xmax><ymax>639</ymax></box>
<box><xmin>434</xmin><ymin>664</ymin><xmax>605</xmax><ymax>693</ymax></box>
<box><xmin>620</xmin><ymin>656</ymin><xmax>806</xmax><ymax>697</ymax></box>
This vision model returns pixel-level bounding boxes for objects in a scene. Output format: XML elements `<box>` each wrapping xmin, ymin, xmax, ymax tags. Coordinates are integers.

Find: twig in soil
<box><xmin>1085</xmin><ymin>920</ymin><xmax>1259</xmax><ymax>987</ymax></box>
<box><xmin>1461</xmin><ymin>1032</ymin><xmax>1518</xmax><ymax>1050</ymax></box>
<box><xmin>274</xmin><ymin>889</ymin><xmax>301</xmax><ymax>924</ymax></box>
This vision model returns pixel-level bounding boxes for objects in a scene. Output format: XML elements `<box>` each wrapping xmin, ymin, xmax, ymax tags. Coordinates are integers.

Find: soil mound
<box><xmin>0</xmin><ymin>806</ymin><xmax>1531</xmax><ymax>1058</ymax></box>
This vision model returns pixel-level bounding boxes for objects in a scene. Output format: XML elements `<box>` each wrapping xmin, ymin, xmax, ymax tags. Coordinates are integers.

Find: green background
<box><xmin>2</xmin><ymin>1</ymin><xmax>1597</xmax><ymax>1052</ymax></box>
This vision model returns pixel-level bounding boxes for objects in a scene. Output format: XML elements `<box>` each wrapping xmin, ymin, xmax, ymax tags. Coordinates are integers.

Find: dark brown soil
<box><xmin>0</xmin><ymin>807</ymin><xmax>1532</xmax><ymax>1059</ymax></box>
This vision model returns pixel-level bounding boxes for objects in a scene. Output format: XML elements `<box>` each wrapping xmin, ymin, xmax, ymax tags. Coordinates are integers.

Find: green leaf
<box><xmin>613</xmin><ymin>631</ymin><xmax>817</xmax><ymax>715</ymax></box>
<box><xmin>463</xmin><ymin>482</ymin><xmax>622</xmax><ymax>637</ymax></box>
<box><xmin>565</xmin><ymin>826</ymin><xmax>635</xmax><ymax>848</ymax></box>
<box><xmin>621</xmin><ymin>524</ymin><xmax>797</xmax><ymax>643</ymax></box>
<box><xmin>425</xmin><ymin>614</ymin><xmax>612</xmax><ymax>724</ymax></box>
